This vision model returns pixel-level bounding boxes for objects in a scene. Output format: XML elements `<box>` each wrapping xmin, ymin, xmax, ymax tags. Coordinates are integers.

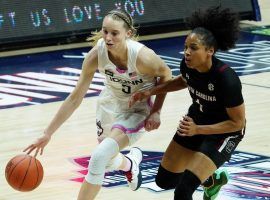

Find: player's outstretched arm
<box><xmin>24</xmin><ymin>46</ymin><xmax>98</xmax><ymax>156</ymax></box>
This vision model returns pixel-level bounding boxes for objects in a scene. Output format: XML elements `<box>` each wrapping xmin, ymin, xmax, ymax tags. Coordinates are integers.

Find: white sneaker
<box><xmin>124</xmin><ymin>147</ymin><xmax>143</xmax><ymax>191</ymax></box>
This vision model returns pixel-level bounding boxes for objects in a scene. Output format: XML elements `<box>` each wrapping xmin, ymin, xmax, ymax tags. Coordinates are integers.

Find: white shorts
<box><xmin>96</xmin><ymin>89</ymin><xmax>153</xmax><ymax>145</ymax></box>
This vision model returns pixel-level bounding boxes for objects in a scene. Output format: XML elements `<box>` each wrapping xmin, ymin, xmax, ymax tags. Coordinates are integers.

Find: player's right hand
<box><xmin>23</xmin><ymin>134</ymin><xmax>51</xmax><ymax>157</ymax></box>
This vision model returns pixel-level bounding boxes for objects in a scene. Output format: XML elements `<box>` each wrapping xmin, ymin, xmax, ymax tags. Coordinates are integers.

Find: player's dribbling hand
<box><xmin>128</xmin><ymin>90</ymin><xmax>151</xmax><ymax>108</ymax></box>
<box><xmin>23</xmin><ymin>134</ymin><xmax>51</xmax><ymax>157</ymax></box>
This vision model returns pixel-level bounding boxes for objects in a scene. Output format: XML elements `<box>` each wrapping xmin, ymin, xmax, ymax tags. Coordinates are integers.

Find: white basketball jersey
<box><xmin>97</xmin><ymin>38</ymin><xmax>156</xmax><ymax>101</ymax></box>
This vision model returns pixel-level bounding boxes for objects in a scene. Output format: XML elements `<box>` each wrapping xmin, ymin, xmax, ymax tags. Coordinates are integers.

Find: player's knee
<box><xmin>89</xmin><ymin>150</ymin><xmax>108</xmax><ymax>173</ymax></box>
<box><xmin>89</xmin><ymin>138</ymin><xmax>119</xmax><ymax>174</ymax></box>
<box><xmin>85</xmin><ymin>138</ymin><xmax>120</xmax><ymax>185</ymax></box>
<box><xmin>155</xmin><ymin>165</ymin><xmax>182</xmax><ymax>190</ymax></box>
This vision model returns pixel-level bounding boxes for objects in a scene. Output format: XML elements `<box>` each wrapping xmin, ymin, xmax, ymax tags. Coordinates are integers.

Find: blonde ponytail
<box><xmin>86</xmin><ymin>30</ymin><xmax>102</xmax><ymax>47</ymax></box>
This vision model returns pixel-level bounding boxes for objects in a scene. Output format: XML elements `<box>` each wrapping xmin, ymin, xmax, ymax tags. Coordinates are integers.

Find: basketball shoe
<box><xmin>203</xmin><ymin>168</ymin><xmax>229</xmax><ymax>200</ymax></box>
<box><xmin>124</xmin><ymin>147</ymin><xmax>143</xmax><ymax>191</ymax></box>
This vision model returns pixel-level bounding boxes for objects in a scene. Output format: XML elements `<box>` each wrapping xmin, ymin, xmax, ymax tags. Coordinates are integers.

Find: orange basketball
<box><xmin>5</xmin><ymin>154</ymin><xmax>43</xmax><ymax>192</ymax></box>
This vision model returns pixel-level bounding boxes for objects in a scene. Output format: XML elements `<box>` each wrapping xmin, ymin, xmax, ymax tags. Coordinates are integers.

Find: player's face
<box><xmin>102</xmin><ymin>16</ymin><xmax>131</xmax><ymax>51</ymax></box>
<box><xmin>184</xmin><ymin>33</ymin><xmax>214</xmax><ymax>72</ymax></box>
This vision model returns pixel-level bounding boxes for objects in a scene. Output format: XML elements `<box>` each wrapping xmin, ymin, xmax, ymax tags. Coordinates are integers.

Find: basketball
<box><xmin>5</xmin><ymin>154</ymin><xmax>44</xmax><ymax>192</ymax></box>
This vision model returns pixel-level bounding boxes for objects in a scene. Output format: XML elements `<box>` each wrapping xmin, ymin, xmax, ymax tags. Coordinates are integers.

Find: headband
<box><xmin>108</xmin><ymin>10</ymin><xmax>132</xmax><ymax>28</ymax></box>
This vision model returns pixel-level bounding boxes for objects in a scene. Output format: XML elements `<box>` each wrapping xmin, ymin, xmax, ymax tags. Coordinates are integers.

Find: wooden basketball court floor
<box><xmin>1</xmin><ymin>18</ymin><xmax>270</xmax><ymax>200</ymax></box>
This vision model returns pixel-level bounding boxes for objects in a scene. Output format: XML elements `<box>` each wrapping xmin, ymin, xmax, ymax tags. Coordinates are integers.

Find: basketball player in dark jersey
<box><xmin>129</xmin><ymin>6</ymin><xmax>245</xmax><ymax>200</ymax></box>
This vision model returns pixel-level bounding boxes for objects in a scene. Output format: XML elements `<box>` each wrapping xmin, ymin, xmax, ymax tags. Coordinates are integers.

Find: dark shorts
<box><xmin>173</xmin><ymin>129</ymin><xmax>245</xmax><ymax>168</ymax></box>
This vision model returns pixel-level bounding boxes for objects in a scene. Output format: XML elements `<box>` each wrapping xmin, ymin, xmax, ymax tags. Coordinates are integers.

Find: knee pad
<box><xmin>174</xmin><ymin>170</ymin><xmax>201</xmax><ymax>200</ymax></box>
<box><xmin>155</xmin><ymin>165</ymin><xmax>183</xmax><ymax>190</ymax></box>
<box><xmin>85</xmin><ymin>138</ymin><xmax>119</xmax><ymax>185</ymax></box>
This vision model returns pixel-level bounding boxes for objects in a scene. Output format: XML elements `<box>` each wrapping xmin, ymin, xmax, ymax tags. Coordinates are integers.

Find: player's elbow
<box><xmin>159</xmin><ymin>66</ymin><xmax>172</xmax><ymax>83</ymax></box>
<box><xmin>234</xmin><ymin>118</ymin><xmax>246</xmax><ymax>131</ymax></box>
<box><xmin>165</xmin><ymin>66</ymin><xmax>172</xmax><ymax>81</ymax></box>
<box><xmin>228</xmin><ymin>104</ymin><xmax>246</xmax><ymax>131</ymax></box>
<box><xmin>238</xmin><ymin>119</ymin><xmax>246</xmax><ymax>130</ymax></box>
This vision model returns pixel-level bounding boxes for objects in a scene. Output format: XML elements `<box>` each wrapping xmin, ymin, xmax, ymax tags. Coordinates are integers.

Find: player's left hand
<box><xmin>144</xmin><ymin>111</ymin><xmax>161</xmax><ymax>131</ymax></box>
<box><xmin>176</xmin><ymin>115</ymin><xmax>198</xmax><ymax>136</ymax></box>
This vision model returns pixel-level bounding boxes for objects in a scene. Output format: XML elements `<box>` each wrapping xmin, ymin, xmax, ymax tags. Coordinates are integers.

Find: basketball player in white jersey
<box><xmin>24</xmin><ymin>9</ymin><xmax>172</xmax><ymax>200</ymax></box>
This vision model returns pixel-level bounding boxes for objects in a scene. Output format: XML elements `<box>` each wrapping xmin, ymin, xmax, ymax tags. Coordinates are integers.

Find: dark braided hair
<box><xmin>187</xmin><ymin>6</ymin><xmax>240</xmax><ymax>52</ymax></box>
